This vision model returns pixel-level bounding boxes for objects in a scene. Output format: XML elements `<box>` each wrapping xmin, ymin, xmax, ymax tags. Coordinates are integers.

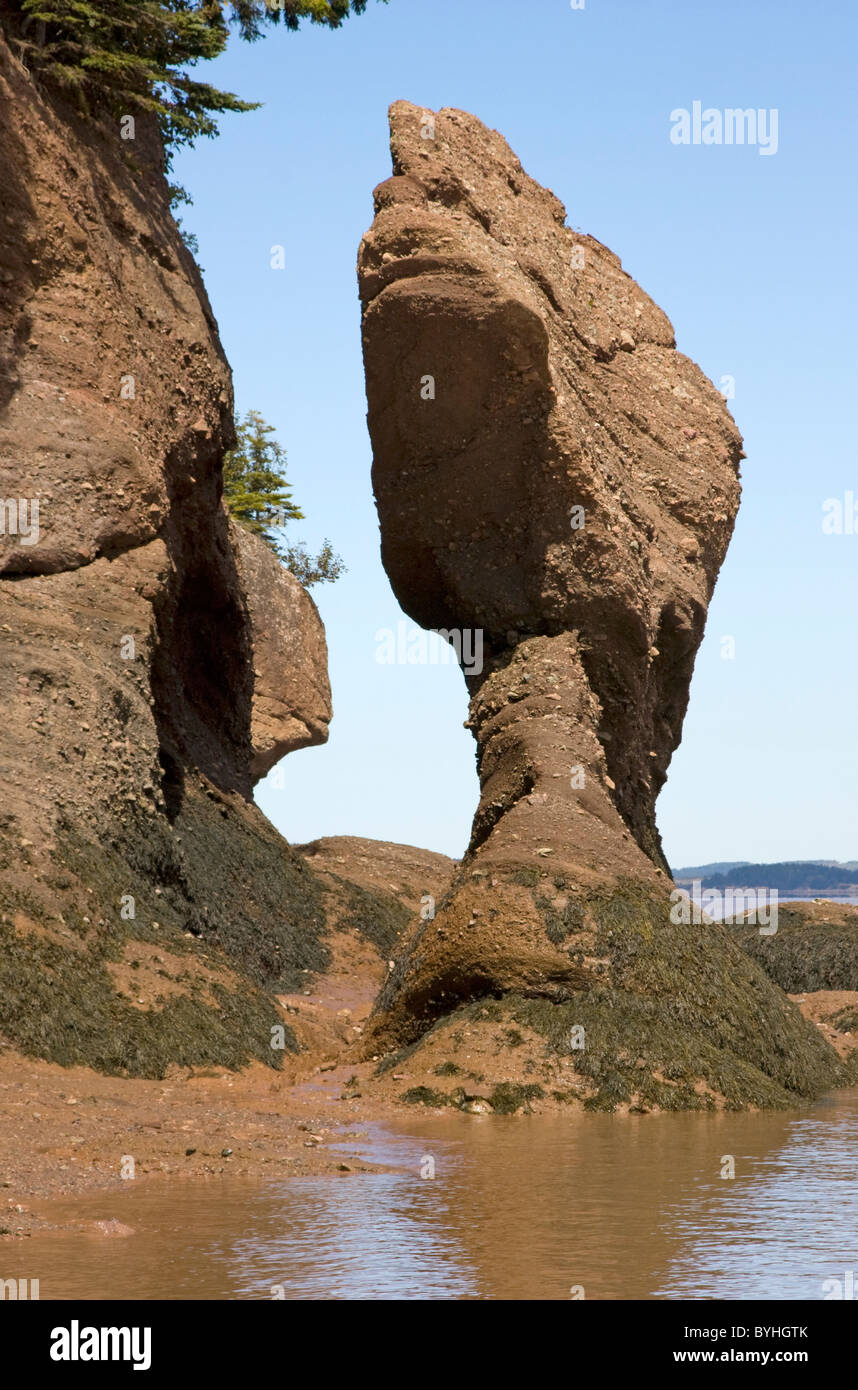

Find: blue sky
<box><xmin>172</xmin><ymin>0</ymin><xmax>857</xmax><ymax>867</ymax></box>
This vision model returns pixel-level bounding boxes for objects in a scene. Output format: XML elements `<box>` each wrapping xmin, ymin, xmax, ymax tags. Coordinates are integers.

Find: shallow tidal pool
<box><xmin>9</xmin><ymin>1088</ymin><xmax>858</xmax><ymax>1300</ymax></box>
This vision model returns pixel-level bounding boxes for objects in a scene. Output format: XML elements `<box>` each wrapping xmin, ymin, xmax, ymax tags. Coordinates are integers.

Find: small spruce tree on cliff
<box><xmin>223</xmin><ymin>411</ymin><xmax>345</xmax><ymax>587</ymax></box>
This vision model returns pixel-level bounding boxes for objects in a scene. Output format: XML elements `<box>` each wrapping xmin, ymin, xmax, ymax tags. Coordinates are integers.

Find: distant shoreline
<box><xmin>673</xmin><ymin>862</ymin><xmax>858</xmax><ymax>897</ymax></box>
<box><xmin>675</xmin><ymin>884</ymin><xmax>858</xmax><ymax>898</ymax></box>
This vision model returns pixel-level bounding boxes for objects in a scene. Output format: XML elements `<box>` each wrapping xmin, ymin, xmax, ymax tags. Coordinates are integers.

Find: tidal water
<box><xmin>9</xmin><ymin>1088</ymin><xmax>858</xmax><ymax>1300</ymax></box>
<box><xmin>692</xmin><ymin>893</ymin><xmax>858</xmax><ymax>922</ymax></box>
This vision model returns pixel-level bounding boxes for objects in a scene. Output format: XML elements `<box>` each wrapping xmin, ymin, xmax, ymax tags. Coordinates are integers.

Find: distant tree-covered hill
<box><xmin>674</xmin><ymin>862</ymin><xmax>858</xmax><ymax>893</ymax></box>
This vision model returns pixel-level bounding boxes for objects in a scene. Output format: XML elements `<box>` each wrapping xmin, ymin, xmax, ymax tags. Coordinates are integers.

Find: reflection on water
<box><xmin>656</xmin><ymin>1094</ymin><xmax>858</xmax><ymax>1299</ymax></box>
<box><xmin>8</xmin><ymin>1090</ymin><xmax>858</xmax><ymax>1300</ymax></box>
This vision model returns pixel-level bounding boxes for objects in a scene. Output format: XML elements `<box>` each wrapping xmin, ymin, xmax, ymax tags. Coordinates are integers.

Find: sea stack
<box><xmin>357</xmin><ymin>101</ymin><xmax>843</xmax><ymax>1109</ymax></box>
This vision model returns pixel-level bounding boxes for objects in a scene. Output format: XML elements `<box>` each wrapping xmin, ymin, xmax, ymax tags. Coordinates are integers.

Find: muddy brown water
<box><xmin>6</xmin><ymin>1089</ymin><xmax>858</xmax><ymax>1300</ymax></box>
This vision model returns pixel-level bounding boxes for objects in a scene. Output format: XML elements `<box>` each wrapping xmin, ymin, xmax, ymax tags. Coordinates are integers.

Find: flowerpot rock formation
<box><xmin>357</xmin><ymin>101</ymin><xmax>845</xmax><ymax>1109</ymax></box>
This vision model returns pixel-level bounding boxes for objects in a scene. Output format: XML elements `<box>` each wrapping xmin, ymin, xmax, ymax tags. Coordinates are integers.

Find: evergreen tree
<box><xmin>0</xmin><ymin>1</ymin><xmax>379</xmax><ymax>157</ymax></box>
<box><xmin>223</xmin><ymin>411</ymin><xmax>344</xmax><ymax>587</ymax></box>
<box><xmin>223</xmin><ymin>410</ymin><xmax>303</xmax><ymax>544</ymax></box>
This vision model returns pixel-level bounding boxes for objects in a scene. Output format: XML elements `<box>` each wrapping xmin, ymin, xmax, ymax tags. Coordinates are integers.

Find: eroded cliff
<box><xmin>0</xmin><ymin>30</ymin><xmax>335</xmax><ymax>1075</ymax></box>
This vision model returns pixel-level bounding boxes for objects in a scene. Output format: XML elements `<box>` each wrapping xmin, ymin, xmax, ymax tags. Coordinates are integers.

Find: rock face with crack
<box><xmin>0</xmin><ymin>30</ymin><xmax>331</xmax><ymax>1076</ymax></box>
<box><xmin>357</xmin><ymin>101</ymin><xmax>846</xmax><ymax>1108</ymax></box>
